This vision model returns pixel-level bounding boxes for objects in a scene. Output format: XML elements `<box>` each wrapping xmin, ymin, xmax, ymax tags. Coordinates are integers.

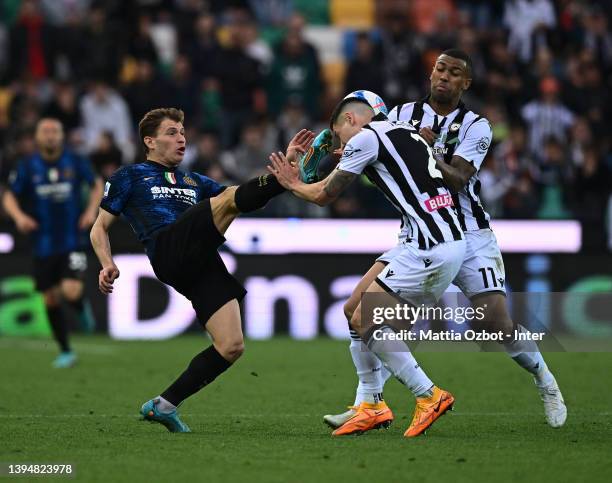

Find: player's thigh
<box><xmin>345</xmin><ymin>261</ymin><xmax>387</xmax><ymax>319</ymax></box>
<box><xmin>453</xmin><ymin>230</ymin><xmax>506</xmax><ymax>299</ymax></box>
<box><xmin>205</xmin><ymin>299</ymin><xmax>244</xmax><ymax>361</ymax></box>
<box><xmin>210</xmin><ymin>186</ymin><xmax>239</xmax><ymax>235</ymax></box>
<box><xmin>377</xmin><ymin>240</ymin><xmax>465</xmax><ymax>305</ymax></box>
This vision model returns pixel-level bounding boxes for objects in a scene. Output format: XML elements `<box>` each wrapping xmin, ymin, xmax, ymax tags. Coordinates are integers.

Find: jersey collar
<box><xmin>144</xmin><ymin>160</ymin><xmax>178</xmax><ymax>172</ymax></box>
<box><xmin>423</xmin><ymin>95</ymin><xmax>465</xmax><ymax>119</ymax></box>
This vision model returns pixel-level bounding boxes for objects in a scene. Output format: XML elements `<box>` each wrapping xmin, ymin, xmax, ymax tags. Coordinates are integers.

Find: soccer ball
<box><xmin>342</xmin><ymin>90</ymin><xmax>388</xmax><ymax>117</ymax></box>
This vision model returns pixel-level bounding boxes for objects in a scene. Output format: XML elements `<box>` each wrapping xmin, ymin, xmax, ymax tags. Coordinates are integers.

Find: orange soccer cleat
<box><xmin>404</xmin><ymin>386</ymin><xmax>454</xmax><ymax>438</ymax></box>
<box><xmin>332</xmin><ymin>401</ymin><xmax>394</xmax><ymax>436</ymax></box>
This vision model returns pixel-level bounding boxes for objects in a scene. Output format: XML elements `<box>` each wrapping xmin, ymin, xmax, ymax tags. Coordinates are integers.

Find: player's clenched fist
<box><xmin>418</xmin><ymin>127</ymin><xmax>436</xmax><ymax>146</ymax></box>
<box><xmin>99</xmin><ymin>265</ymin><xmax>120</xmax><ymax>294</ymax></box>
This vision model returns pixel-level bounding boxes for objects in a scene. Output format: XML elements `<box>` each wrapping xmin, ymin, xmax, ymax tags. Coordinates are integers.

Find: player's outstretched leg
<box><xmin>141</xmin><ymin>299</ymin><xmax>244</xmax><ymax>433</ymax></box>
<box><xmin>473</xmin><ymin>293</ymin><xmax>567</xmax><ymax>428</ymax></box>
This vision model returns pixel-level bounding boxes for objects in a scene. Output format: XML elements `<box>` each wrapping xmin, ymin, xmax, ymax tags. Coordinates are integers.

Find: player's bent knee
<box><xmin>216</xmin><ymin>339</ymin><xmax>245</xmax><ymax>362</ymax></box>
<box><xmin>343</xmin><ymin>300</ymin><xmax>356</xmax><ymax>322</ymax></box>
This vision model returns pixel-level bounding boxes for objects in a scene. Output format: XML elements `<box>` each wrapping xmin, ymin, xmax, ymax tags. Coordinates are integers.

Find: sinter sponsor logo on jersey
<box><xmin>150</xmin><ymin>186</ymin><xmax>197</xmax><ymax>204</ymax></box>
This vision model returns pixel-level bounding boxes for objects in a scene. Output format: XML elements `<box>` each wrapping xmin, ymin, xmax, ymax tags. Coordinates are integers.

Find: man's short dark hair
<box><xmin>441</xmin><ymin>49</ymin><xmax>473</xmax><ymax>78</ymax></box>
<box><xmin>139</xmin><ymin>108</ymin><xmax>185</xmax><ymax>154</ymax></box>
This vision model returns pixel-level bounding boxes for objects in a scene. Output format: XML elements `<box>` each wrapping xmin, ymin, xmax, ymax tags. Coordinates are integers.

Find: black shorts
<box><xmin>151</xmin><ymin>198</ymin><xmax>246</xmax><ymax>325</ymax></box>
<box><xmin>34</xmin><ymin>251</ymin><xmax>88</xmax><ymax>292</ymax></box>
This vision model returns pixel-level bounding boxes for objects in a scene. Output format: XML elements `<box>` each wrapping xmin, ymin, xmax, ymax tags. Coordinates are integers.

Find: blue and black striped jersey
<box><xmin>100</xmin><ymin>160</ymin><xmax>225</xmax><ymax>259</ymax></box>
<box><xmin>9</xmin><ymin>150</ymin><xmax>97</xmax><ymax>257</ymax></box>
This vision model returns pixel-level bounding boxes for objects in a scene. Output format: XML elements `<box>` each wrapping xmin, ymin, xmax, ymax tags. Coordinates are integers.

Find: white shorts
<box><xmin>376</xmin><ymin>240</ymin><xmax>466</xmax><ymax>306</ymax></box>
<box><xmin>452</xmin><ymin>229</ymin><xmax>506</xmax><ymax>298</ymax></box>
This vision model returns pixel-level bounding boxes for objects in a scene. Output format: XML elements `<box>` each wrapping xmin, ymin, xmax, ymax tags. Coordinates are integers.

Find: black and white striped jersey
<box><xmin>388</xmin><ymin>100</ymin><xmax>493</xmax><ymax>231</ymax></box>
<box><xmin>337</xmin><ymin>120</ymin><xmax>464</xmax><ymax>250</ymax></box>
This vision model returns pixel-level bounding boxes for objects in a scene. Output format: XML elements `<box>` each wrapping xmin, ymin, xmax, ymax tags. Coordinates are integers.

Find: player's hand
<box><xmin>267</xmin><ymin>151</ymin><xmax>300</xmax><ymax>189</ymax></box>
<box><xmin>79</xmin><ymin>210</ymin><xmax>98</xmax><ymax>230</ymax></box>
<box><xmin>15</xmin><ymin>214</ymin><xmax>39</xmax><ymax>234</ymax></box>
<box><xmin>419</xmin><ymin>127</ymin><xmax>437</xmax><ymax>146</ymax></box>
<box><xmin>285</xmin><ymin>129</ymin><xmax>315</xmax><ymax>165</ymax></box>
<box><xmin>99</xmin><ymin>265</ymin><xmax>120</xmax><ymax>295</ymax></box>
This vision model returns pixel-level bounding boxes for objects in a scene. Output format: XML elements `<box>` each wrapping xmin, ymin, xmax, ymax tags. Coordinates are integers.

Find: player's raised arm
<box><xmin>268</xmin><ymin>152</ymin><xmax>356</xmax><ymax>206</ymax></box>
<box><xmin>90</xmin><ymin>209</ymin><xmax>120</xmax><ymax>294</ymax></box>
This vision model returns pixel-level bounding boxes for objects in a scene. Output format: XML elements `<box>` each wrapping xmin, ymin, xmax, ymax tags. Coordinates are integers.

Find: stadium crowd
<box><xmin>0</xmin><ymin>0</ymin><xmax>610</xmax><ymax>249</ymax></box>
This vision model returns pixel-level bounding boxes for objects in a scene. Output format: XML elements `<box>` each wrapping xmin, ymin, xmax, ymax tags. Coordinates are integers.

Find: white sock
<box><xmin>366</xmin><ymin>326</ymin><xmax>434</xmax><ymax>398</ymax></box>
<box><xmin>349</xmin><ymin>337</ymin><xmax>384</xmax><ymax>405</ymax></box>
<box><xmin>155</xmin><ymin>396</ymin><xmax>177</xmax><ymax>414</ymax></box>
<box><xmin>503</xmin><ymin>325</ymin><xmax>554</xmax><ymax>387</ymax></box>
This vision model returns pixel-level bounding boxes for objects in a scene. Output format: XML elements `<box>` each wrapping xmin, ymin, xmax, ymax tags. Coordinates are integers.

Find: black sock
<box><xmin>234</xmin><ymin>174</ymin><xmax>285</xmax><ymax>213</ymax></box>
<box><xmin>161</xmin><ymin>345</ymin><xmax>232</xmax><ymax>406</ymax></box>
<box><xmin>47</xmin><ymin>307</ymin><xmax>70</xmax><ymax>352</ymax></box>
<box><xmin>67</xmin><ymin>297</ymin><xmax>84</xmax><ymax>313</ymax></box>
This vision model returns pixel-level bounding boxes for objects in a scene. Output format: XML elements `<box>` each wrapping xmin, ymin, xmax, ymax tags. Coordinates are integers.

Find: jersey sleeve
<box><xmin>454</xmin><ymin>118</ymin><xmax>493</xmax><ymax>170</ymax></box>
<box><xmin>387</xmin><ymin>105</ymin><xmax>400</xmax><ymax>122</ymax></box>
<box><xmin>99</xmin><ymin>167</ymin><xmax>132</xmax><ymax>216</ymax></box>
<box><xmin>8</xmin><ymin>160</ymin><xmax>30</xmax><ymax>196</ymax></box>
<box><xmin>192</xmin><ymin>172</ymin><xmax>226</xmax><ymax>199</ymax></box>
<box><xmin>77</xmin><ymin>156</ymin><xmax>97</xmax><ymax>185</ymax></box>
<box><xmin>337</xmin><ymin>129</ymin><xmax>379</xmax><ymax>175</ymax></box>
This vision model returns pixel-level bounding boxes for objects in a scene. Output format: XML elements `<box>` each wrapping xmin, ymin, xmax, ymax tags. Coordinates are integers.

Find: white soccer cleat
<box><xmin>537</xmin><ymin>377</ymin><xmax>567</xmax><ymax>428</ymax></box>
<box><xmin>323</xmin><ymin>407</ymin><xmax>357</xmax><ymax>429</ymax></box>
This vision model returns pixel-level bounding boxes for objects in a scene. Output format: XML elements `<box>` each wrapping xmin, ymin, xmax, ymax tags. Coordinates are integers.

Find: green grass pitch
<box><xmin>1</xmin><ymin>335</ymin><xmax>611</xmax><ymax>482</ymax></box>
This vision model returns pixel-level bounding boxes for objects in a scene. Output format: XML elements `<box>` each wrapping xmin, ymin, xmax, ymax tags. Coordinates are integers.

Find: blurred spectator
<box><xmin>485</xmin><ymin>123</ymin><xmax>538</xmax><ymax>218</ymax></box>
<box><xmin>214</xmin><ymin>14</ymin><xmax>265</xmax><ymax>148</ymax></box>
<box><xmin>185</xmin><ymin>13</ymin><xmax>221</xmax><ymax>81</ymax></box>
<box><xmin>149</xmin><ymin>10</ymin><xmax>179</xmax><ymax>71</ymax></box>
<box><xmin>535</xmin><ymin>136</ymin><xmax>573</xmax><ymax>219</ymax></box>
<box><xmin>8</xmin><ymin>0</ymin><xmax>57</xmax><ymax>81</ymax></box>
<box><xmin>129</xmin><ymin>14</ymin><xmax>160</xmax><ymax>65</ymax></box>
<box><xmin>79</xmin><ymin>5</ymin><xmax>122</xmax><ymax>82</ymax></box>
<box><xmin>276</xmin><ymin>100</ymin><xmax>311</xmax><ymax>151</ymax></box>
<box><xmin>503</xmin><ymin>0</ymin><xmax>556</xmax><ymax>63</ymax></box>
<box><xmin>378</xmin><ymin>12</ymin><xmax>424</xmax><ymax>107</ymax></box>
<box><xmin>89</xmin><ymin>131</ymin><xmax>122</xmax><ymax>181</ymax></box>
<box><xmin>122</xmin><ymin>59</ymin><xmax>168</xmax><ymax>129</ymax></box>
<box><xmin>573</xmin><ymin>146</ymin><xmax>611</xmax><ymax>251</ymax></box>
<box><xmin>166</xmin><ymin>55</ymin><xmax>198</xmax><ymax>123</ymax></box>
<box><xmin>344</xmin><ymin>32</ymin><xmax>384</xmax><ymax>96</ymax></box>
<box><xmin>80</xmin><ymin>81</ymin><xmax>134</xmax><ymax>162</ymax></box>
<box><xmin>267</xmin><ymin>14</ymin><xmax>321</xmax><ymax>118</ymax></box>
<box><xmin>220</xmin><ymin>117</ymin><xmax>278</xmax><ymax>182</ymax></box>
<box><xmin>190</xmin><ymin>131</ymin><xmax>232</xmax><ymax>183</ymax></box>
<box><xmin>248</xmin><ymin>0</ymin><xmax>294</xmax><ymax>26</ymax></box>
<box><xmin>43</xmin><ymin>81</ymin><xmax>81</xmax><ymax>135</ymax></box>
<box><xmin>521</xmin><ymin>76</ymin><xmax>574</xmax><ymax>160</ymax></box>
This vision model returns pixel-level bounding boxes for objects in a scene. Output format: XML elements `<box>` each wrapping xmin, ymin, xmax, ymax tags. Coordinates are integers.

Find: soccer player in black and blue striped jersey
<box><xmin>3</xmin><ymin>118</ymin><xmax>104</xmax><ymax>368</ymax></box>
<box><xmin>90</xmin><ymin>107</ymin><xmax>313</xmax><ymax>432</ymax></box>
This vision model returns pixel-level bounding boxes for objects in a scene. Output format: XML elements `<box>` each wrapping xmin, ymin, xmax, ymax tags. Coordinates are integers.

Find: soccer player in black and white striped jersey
<box><xmin>268</xmin><ymin>92</ymin><xmax>466</xmax><ymax>437</ymax></box>
<box><xmin>323</xmin><ymin>50</ymin><xmax>566</xmax><ymax>435</ymax></box>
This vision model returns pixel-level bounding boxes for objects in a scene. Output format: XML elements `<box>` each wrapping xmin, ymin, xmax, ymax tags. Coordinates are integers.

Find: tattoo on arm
<box><xmin>323</xmin><ymin>170</ymin><xmax>357</xmax><ymax>198</ymax></box>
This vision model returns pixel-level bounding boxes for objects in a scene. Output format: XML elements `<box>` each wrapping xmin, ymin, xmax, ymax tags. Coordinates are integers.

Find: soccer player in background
<box><xmin>2</xmin><ymin>118</ymin><xmax>103</xmax><ymax>368</ymax></box>
<box><xmin>90</xmin><ymin>107</ymin><xmax>313</xmax><ymax>433</ymax></box>
<box><xmin>322</xmin><ymin>50</ymin><xmax>566</xmax><ymax>435</ymax></box>
<box><xmin>268</xmin><ymin>91</ymin><xmax>466</xmax><ymax>437</ymax></box>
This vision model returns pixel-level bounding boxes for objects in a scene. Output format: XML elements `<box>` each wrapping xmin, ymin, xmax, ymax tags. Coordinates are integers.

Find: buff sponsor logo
<box><xmin>424</xmin><ymin>193</ymin><xmax>453</xmax><ymax>212</ymax></box>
